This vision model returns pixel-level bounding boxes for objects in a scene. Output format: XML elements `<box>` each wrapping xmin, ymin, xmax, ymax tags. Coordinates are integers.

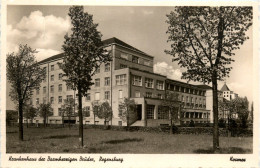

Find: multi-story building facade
<box><xmin>29</xmin><ymin>37</ymin><xmax>214</xmax><ymax>126</ymax></box>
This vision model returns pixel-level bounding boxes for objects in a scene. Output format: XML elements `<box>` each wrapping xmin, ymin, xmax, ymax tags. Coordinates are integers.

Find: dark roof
<box><xmin>220</xmin><ymin>83</ymin><xmax>230</xmax><ymax>91</ymax></box>
<box><xmin>196</xmin><ymin>85</ymin><xmax>212</xmax><ymax>90</ymax></box>
<box><xmin>38</xmin><ymin>37</ymin><xmax>152</xmax><ymax>65</ymax></box>
<box><xmin>38</xmin><ymin>53</ymin><xmax>64</xmax><ymax>65</ymax></box>
<box><xmin>102</xmin><ymin>37</ymin><xmax>151</xmax><ymax>57</ymax></box>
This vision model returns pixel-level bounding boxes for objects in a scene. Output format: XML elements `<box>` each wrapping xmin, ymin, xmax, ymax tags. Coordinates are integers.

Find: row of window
<box><xmin>132</xmin><ymin>75</ymin><xmax>164</xmax><ymax>90</ymax></box>
<box><xmin>94</xmin><ymin>63</ymin><xmax>111</xmax><ymax>74</ymax></box>
<box><xmin>120</xmin><ymin>52</ymin><xmax>152</xmax><ymax>67</ymax></box>
<box><xmin>94</xmin><ymin>77</ymin><xmax>111</xmax><ymax>87</ymax></box>
<box><xmin>94</xmin><ymin>75</ymin><xmax>126</xmax><ymax>87</ymax></box>
<box><xmin>36</xmin><ymin>84</ymin><xmax>72</xmax><ymax>94</ymax></box>
<box><xmin>167</xmin><ymin>84</ymin><xmax>206</xmax><ymax>96</ymax></box>
<box><xmin>180</xmin><ymin>95</ymin><xmax>206</xmax><ymax>105</ymax></box>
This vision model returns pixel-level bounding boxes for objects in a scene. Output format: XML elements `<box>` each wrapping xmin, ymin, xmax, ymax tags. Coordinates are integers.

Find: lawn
<box><xmin>6</xmin><ymin>126</ymin><xmax>252</xmax><ymax>154</ymax></box>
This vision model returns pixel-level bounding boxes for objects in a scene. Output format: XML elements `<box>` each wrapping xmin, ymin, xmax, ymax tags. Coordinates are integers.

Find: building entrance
<box><xmin>137</xmin><ymin>104</ymin><xmax>142</xmax><ymax>120</ymax></box>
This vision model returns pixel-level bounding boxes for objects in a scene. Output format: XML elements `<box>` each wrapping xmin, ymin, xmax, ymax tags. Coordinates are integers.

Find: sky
<box><xmin>6</xmin><ymin>5</ymin><xmax>253</xmax><ymax>109</ymax></box>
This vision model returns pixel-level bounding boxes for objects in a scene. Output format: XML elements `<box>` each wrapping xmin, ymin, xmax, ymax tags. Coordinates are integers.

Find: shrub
<box><xmin>189</xmin><ymin>120</ymin><xmax>195</xmax><ymax>127</ymax></box>
<box><xmin>218</xmin><ymin>118</ymin><xmax>226</xmax><ymax>128</ymax></box>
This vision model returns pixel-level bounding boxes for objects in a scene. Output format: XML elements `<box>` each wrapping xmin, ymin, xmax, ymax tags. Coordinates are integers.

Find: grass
<box><xmin>6</xmin><ymin>126</ymin><xmax>252</xmax><ymax>154</ymax></box>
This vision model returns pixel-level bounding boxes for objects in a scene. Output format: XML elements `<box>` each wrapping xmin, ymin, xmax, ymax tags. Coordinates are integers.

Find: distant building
<box><xmin>221</xmin><ymin>82</ymin><xmax>238</xmax><ymax>101</ymax></box>
<box><xmin>27</xmin><ymin>37</ymin><xmax>218</xmax><ymax>126</ymax></box>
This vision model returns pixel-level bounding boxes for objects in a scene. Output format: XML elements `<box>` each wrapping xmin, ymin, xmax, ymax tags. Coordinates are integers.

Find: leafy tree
<box><xmin>82</xmin><ymin>106</ymin><xmax>90</xmax><ymax>118</ymax></box>
<box><xmin>6</xmin><ymin>110</ymin><xmax>18</xmax><ymax>126</ymax></box>
<box><xmin>24</xmin><ymin>104</ymin><xmax>37</xmax><ymax>127</ymax></box>
<box><xmin>118</xmin><ymin>98</ymin><xmax>137</xmax><ymax>130</ymax></box>
<box><xmin>94</xmin><ymin>101</ymin><xmax>113</xmax><ymax>125</ymax></box>
<box><xmin>218</xmin><ymin>99</ymin><xmax>236</xmax><ymax>128</ymax></box>
<box><xmin>59</xmin><ymin>6</ymin><xmax>111</xmax><ymax>147</ymax></box>
<box><xmin>92</xmin><ymin>102</ymin><xmax>101</xmax><ymax>125</ymax></box>
<box><xmin>165</xmin><ymin>7</ymin><xmax>252</xmax><ymax>151</ymax></box>
<box><xmin>37</xmin><ymin>103</ymin><xmax>53</xmax><ymax>127</ymax></box>
<box><xmin>60</xmin><ymin>98</ymin><xmax>76</xmax><ymax>129</ymax></box>
<box><xmin>6</xmin><ymin>44</ymin><xmax>46</xmax><ymax>141</ymax></box>
<box><xmin>161</xmin><ymin>91</ymin><xmax>181</xmax><ymax>134</ymax></box>
<box><xmin>233</xmin><ymin>97</ymin><xmax>249</xmax><ymax>128</ymax></box>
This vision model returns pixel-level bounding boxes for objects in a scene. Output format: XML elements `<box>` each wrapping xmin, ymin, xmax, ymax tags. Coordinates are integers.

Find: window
<box><xmin>67</xmin><ymin>85</ymin><xmax>72</xmax><ymax>91</ymax></box>
<box><xmin>51</xmin><ymin>75</ymin><xmax>54</xmax><ymax>81</ymax></box>
<box><xmin>95</xmin><ymin>78</ymin><xmax>100</xmax><ymax>87</ymax></box>
<box><xmin>158</xmin><ymin>106</ymin><xmax>169</xmax><ymax>119</ymax></box>
<box><xmin>43</xmin><ymin>76</ymin><xmax>47</xmax><ymax>82</ymax></box>
<box><xmin>119</xmin><ymin>90</ymin><xmax>123</xmax><ymax>99</ymax></box>
<box><xmin>95</xmin><ymin>67</ymin><xmax>100</xmax><ymax>74</ymax></box>
<box><xmin>143</xmin><ymin>59</ymin><xmax>151</xmax><ymax>66</ymax></box>
<box><xmin>67</xmin><ymin>95</ymin><xmax>73</xmax><ymax>101</ymax></box>
<box><xmin>50</xmin><ymin>97</ymin><xmax>54</xmax><ymax>104</ymax></box>
<box><xmin>147</xmin><ymin>105</ymin><xmax>154</xmax><ymax>119</ymax></box>
<box><xmin>132</xmin><ymin>56</ymin><xmax>139</xmax><ymax>63</ymax></box>
<box><xmin>118</xmin><ymin>105</ymin><xmax>124</xmax><ymax>117</ymax></box>
<box><xmin>105</xmin><ymin>91</ymin><xmax>110</xmax><ymax>100</ymax></box>
<box><xmin>120</xmin><ymin>64</ymin><xmax>127</xmax><ymax>69</ymax></box>
<box><xmin>85</xmin><ymin>93</ymin><xmax>91</xmax><ymax>101</ymax></box>
<box><xmin>36</xmin><ymin>98</ymin><xmax>39</xmax><ymax>105</ymax></box>
<box><xmin>145</xmin><ymin>92</ymin><xmax>152</xmax><ymax>98</ymax></box>
<box><xmin>118</xmin><ymin>121</ymin><xmax>122</xmax><ymax>126</ymax></box>
<box><xmin>158</xmin><ymin>94</ymin><xmax>163</xmax><ymax>99</ymax></box>
<box><xmin>58</xmin><ymin>96</ymin><xmax>62</xmax><ymax>104</ymax></box>
<box><xmin>58</xmin><ymin>84</ymin><xmax>62</xmax><ymax>92</ymax></box>
<box><xmin>105</xmin><ymin>63</ymin><xmax>110</xmax><ymax>72</ymax></box>
<box><xmin>116</xmin><ymin>74</ymin><xmax>127</xmax><ymax>85</ymax></box>
<box><xmin>95</xmin><ymin>92</ymin><xmax>100</xmax><ymax>101</ymax></box>
<box><xmin>59</xmin><ymin>73</ymin><xmax>63</xmax><ymax>80</ymax></box>
<box><xmin>43</xmin><ymin>86</ymin><xmax>46</xmax><ymax>94</ymax></box>
<box><xmin>50</xmin><ymin>85</ymin><xmax>54</xmax><ymax>93</ymax></box>
<box><xmin>51</xmin><ymin>65</ymin><xmax>54</xmax><ymax>71</ymax></box>
<box><xmin>135</xmin><ymin>91</ymin><xmax>141</xmax><ymax>98</ymax></box>
<box><xmin>84</xmin><ymin>106</ymin><xmax>90</xmax><ymax>117</ymax></box>
<box><xmin>36</xmin><ymin>87</ymin><xmax>40</xmax><ymax>95</ymax></box>
<box><xmin>104</xmin><ymin>77</ymin><xmax>110</xmax><ymax>86</ymax></box>
<box><xmin>145</xmin><ymin>78</ymin><xmax>154</xmax><ymax>88</ymax></box>
<box><xmin>156</xmin><ymin>80</ymin><xmax>164</xmax><ymax>90</ymax></box>
<box><xmin>132</xmin><ymin>75</ymin><xmax>142</xmax><ymax>86</ymax></box>
<box><xmin>120</xmin><ymin>52</ymin><xmax>128</xmax><ymax>60</ymax></box>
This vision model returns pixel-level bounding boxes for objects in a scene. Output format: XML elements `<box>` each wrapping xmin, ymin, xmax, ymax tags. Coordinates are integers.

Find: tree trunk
<box><xmin>170</xmin><ymin>110</ymin><xmax>173</xmax><ymax>134</ymax></box>
<box><xmin>212</xmin><ymin>72</ymin><xmax>220</xmax><ymax>152</ymax></box>
<box><xmin>69</xmin><ymin>115</ymin><xmax>71</xmax><ymax>129</ymax></box>
<box><xmin>18</xmin><ymin>98</ymin><xmax>24</xmax><ymax>141</ymax></box>
<box><xmin>44</xmin><ymin>117</ymin><xmax>46</xmax><ymax>128</ymax></box>
<box><xmin>78</xmin><ymin>85</ymin><xmax>84</xmax><ymax>147</ymax></box>
<box><xmin>26</xmin><ymin>119</ymin><xmax>28</xmax><ymax>128</ymax></box>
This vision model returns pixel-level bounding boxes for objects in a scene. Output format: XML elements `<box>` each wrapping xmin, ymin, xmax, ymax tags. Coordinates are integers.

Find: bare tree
<box><xmin>37</xmin><ymin>103</ymin><xmax>53</xmax><ymax>128</ymax></box>
<box><xmin>94</xmin><ymin>101</ymin><xmax>113</xmax><ymax>125</ymax></box>
<box><xmin>161</xmin><ymin>91</ymin><xmax>181</xmax><ymax>134</ymax></box>
<box><xmin>60</xmin><ymin>98</ymin><xmax>77</xmax><ymax>129</ymax></box>
<box><xmin>118</xmin><ymin>98</ymin><xmax>137</xmax><ymax>130</ymax></box>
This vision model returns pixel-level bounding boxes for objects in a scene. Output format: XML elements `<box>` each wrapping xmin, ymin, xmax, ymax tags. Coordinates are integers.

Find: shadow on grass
<box><xmin>194</xmin><ymin>147</ymin><xmax>252</xmax><ymax>154</ymax></box>
<box><xmin>103</xmin><ymin>138</ymin><xmax>143</xmax><ymax>144</ymax></box>
<box><xmin>42</xmin><ymin>135</ymin><xmax>78</xmax><ymax>139</ymax></box>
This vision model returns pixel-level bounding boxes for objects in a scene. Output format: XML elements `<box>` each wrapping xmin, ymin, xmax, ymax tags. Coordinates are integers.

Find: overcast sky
<box><xmin>6</xmin><ymin>5</ymin><xmax>253</xmax><ymax>109</ymax></box>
